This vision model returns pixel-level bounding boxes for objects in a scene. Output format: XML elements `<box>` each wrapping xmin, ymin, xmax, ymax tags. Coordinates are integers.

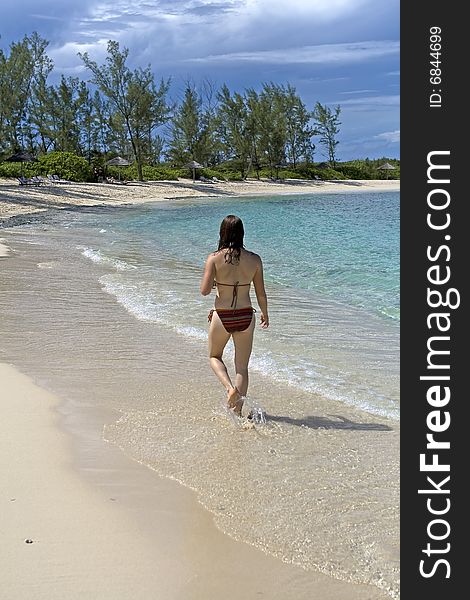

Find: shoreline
<box><xmin>0</xmin><ymin>185</ymin><xmax>399</xmax><ymax>598</ymax></box>
<box><xmin>1</xmin><ymin>177</ymin><xmax>399</xmax><ymax>226</ymax></box>
<box><xmin>0</xmin><ymin>360</ymin><xmax>390</xmax><ymax>599</ymax></box>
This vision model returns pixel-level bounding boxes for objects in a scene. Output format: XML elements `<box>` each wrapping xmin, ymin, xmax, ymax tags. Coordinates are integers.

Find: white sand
<box><xmin>0</xmin><ymin>238</ymin><xmax>11</xmax><ymax>256</ymax></box>
<box><xmin>0</xmin><ymin>362</ymin><xmax>387</xmax><ymax>599</ymax></box>
<box><xmin>0</xmin><ymin>178</ymin><xmax>399</xmax><ymax>223</ymax></box>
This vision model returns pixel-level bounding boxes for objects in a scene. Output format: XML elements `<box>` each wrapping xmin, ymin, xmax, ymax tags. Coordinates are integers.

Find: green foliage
<box><xmin>0</xmin><ymin>32</ymin><xmax>400</xmax><ymax>181</ymax></box>
<box><xmin>215</xmin><ymin>83</ymin><xmax>316</xmax><ymax>179</ymax></box>
<box><xmin>206</xmin><ymin>164</ymin><xmax>243</xmax><ymax>181</ymax></box>
<box><xmin>224</xmin><ymin>172</ymin><xmax>244</xmax><ymax>181</ymax></box>
<box><xmin>79</xmin><ymin>40</ymin><xmax>171</xmax><ymax>180</ymax></box>
<box><xmin>257</xmin><ymin>84</ymin><xmax>287</xmax><ymax>175</ymax></box>
<box><xmin>106</xmin><ymin>163</ymin><xmax>179</xmax><ymax>181</ymax></box>
<box><xmin>335</xmin><ymin>164</ymin><xmax>372</xmax><ymax>180</ymax></box>
<box><xmin>312</xmin><ymin>102</ymin><xmax>341</xmax><ymax>167</ymax></box>
<box><xmin>375</xmin><ymin>168</ymin><xmax>400</xmax><ymax>180</ymax></box>
<box><xmin>195</xmin><ymin>168</ymin><xmax>224</xmax><ymax>180</ymax></box>
<box><xmin>282</xmin><ymin>83</ymin><xmax>316</xmax><ymax>167</ymax></box>
<box><xmin>271</xmin><ymin>169</ymin><xmax>304</xmax><ymax>180</ymax></box>
<box><xmin>0</xmin><ymin>151</ymin><xmax>92</xmax><ymax>181</ymax></box>
<box><xmin>168</xmin><ymin>84</ymin><xmax>215</xmax><ymax>166</ymax></box>
<box><xmin>175</xmin><ymin>165</ymin><xmax>242</xmax><ymax>181</ymax></box>
<box><xmin>338</xmin><ymin>159</ymin><xmax>400</xmax><ymax>180</ymax></box>
<box><xmin>0</xmin><ymin>155</ymin><xmax>400</xmax><ymax>183</ymax></box>
<box><xmin>139</xmin><ymin>165</ymin><xmax>179</xmax><ymax>181</ymax></box>
<box><xmin>313</xmin><ymin>168</ymin><xmax>346</xmax><ymax>180</ymax></box>
<box><xmin>38</xmin><ymin>151</ymin><xmax>93</xmax><ymax>181</ymax></box>
<box><xmin>296</xmin><ymin>164</ymin><xmax>346</xmax><ymax>180</ymax></box>
<box><xmin>221</xmin><ymin>160</ymin><xmax>248</xmax><ymax>180</ymax></box>
<box><xmin>0</xmin><ymin>32</ymin><xmax>52</xmax><ymax>153</ymax></box>
<box><xmin>216</xmin><ymin>85</ymin><xmax>252</xmax><ymax>178</ymax></box>
<box><xmin>373</xmin><ymin>158</ymin><xmax>400</xmax><ymax>179</ymax></box>
<box><xmin>30</xmin><ymin>75</ymin><xmax>86</xmax><ymax>155</ymax></box>
<box><xmin>0</xmin><ymin>162</ymin><xmax>25</xmax><ymax>178</ymax></box>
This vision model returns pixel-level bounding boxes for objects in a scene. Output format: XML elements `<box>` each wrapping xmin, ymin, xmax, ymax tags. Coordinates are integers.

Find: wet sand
<box><xmin>0</xmin><ymin>360</ymin><xmax>390</xmax><ymax>599</ymax></box>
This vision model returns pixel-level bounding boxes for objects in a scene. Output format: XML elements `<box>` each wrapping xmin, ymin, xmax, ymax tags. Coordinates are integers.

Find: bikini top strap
<box><xmin>232</xmin><ymin>281</ymin><xmax>238</xmax><ymax>308</ymax></box>
<box><xmin>213</xmin><ymin>280</ymin><xmax>251</xmax><ymax>309</ymax></box>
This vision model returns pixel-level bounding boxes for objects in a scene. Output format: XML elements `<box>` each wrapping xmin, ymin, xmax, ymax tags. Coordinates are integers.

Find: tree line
<box><xmin>0</xmin><ymin>33</ymin><xmax>343</xmax><ymax>180</ymax></box>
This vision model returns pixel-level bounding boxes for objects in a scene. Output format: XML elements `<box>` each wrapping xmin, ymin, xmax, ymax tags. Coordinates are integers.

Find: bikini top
<box><xmin>214</xmin><ymin>280</ymin><xmax>251</xmax><ymax>308</ymax></box>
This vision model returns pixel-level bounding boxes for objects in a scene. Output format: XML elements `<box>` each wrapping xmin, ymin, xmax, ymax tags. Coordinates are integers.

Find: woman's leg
<box><xmin>208</xmin><ymin>312</ymin><xmax>242</xmax><ymax>412</ymax></box>
<box><xmin>232</xmin><ymin>314</ymin><xmax>255</xmax><ymax>397</ymax></box>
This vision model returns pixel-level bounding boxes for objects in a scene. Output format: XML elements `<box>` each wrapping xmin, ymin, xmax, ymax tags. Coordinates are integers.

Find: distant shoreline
<box><xmin>0</xmin><ymin>177</ymin><xmax>399</xmax><ymax>227</ymax></box>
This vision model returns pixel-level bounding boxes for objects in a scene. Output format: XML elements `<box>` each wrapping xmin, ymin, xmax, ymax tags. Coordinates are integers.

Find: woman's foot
<box><xmin>227</xmin><ymin>386</ymin><xmax>243</xmax><ymax>416</ymax></box>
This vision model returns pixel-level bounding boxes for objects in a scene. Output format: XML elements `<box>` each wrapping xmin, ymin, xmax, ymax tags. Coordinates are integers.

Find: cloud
<box><xmin>0</xmin><ymin>0</ymin><xmax>399</xmax><ymax>160</ymax></box>
<box><xmin>29</xmin><ymin>14</ymin><xmax>66</xmax><ymax>21</ymax></box>
<box><xmin>243</xmin><ymin>0</ymin><xmax>370</xmax><ymax>20</ymax></box>
<box><xmin>2</xmin><ymin>1</ymin><xmax>399</xmax><ymax>75</ymax></box>
<box><xmin>339</xmin><ymin>89</ymin><xmax>377</xmax><ymax>95</ymax></box>
<box><xmin>48</xmin><ymin>39</ymin><xmax>109</xmax><ymax>66</ymax></box>
<box><xmin>185</xmin><ymin>2</ymin><xmax>238</xmax><ymax>16</ymax></box>
<box><xmin>188</xmin><ymin>40</ymin><xmax>399</xmax><ymax>65</ymax></box>
<box><xmin>375</xmin><ymin>130</ymin><xmax>400</xmax><ymax>143</ymax></box>
<box><xmin>339</xmin><ymin>95</ymin><xmax>400</xmax><ymax>107</ymax></box>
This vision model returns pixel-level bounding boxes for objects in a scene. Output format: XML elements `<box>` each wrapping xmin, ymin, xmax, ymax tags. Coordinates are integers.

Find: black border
<box><xmin>401</xmin><ymin>3</ymin><xmax>465</xmax><ymax>597</ymax></box>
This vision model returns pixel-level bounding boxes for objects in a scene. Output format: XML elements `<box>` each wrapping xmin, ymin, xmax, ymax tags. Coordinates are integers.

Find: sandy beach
<box><xmin>0</xmin><ymin>180</ymin><xmax>399</xmax><ymax>599</ymax></box>
<box><xmin>0</xmin><ymin>177</ymin><xmax>399</xmax><ymax>225</ymax></box>
<box><xmin>0</xmin><ymin>238</ymin><xmax>11</xmax><ymax>256</ymax></box>
<box><xmin>1</xmin><ymin>361</ymin><xmax>392</xmax><ymax>600</ymax></box>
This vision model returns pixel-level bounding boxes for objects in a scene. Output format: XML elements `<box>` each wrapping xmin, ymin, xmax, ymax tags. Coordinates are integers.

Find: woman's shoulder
<box><xmin>242</xmin><ymin>248</ymin><xmax>261</xmax><ymax>261</ymax></box>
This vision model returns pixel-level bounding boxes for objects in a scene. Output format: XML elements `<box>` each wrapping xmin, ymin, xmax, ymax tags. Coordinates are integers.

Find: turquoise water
<box><xmin>71</xmin><ymin>191</ymin><xmax>399</xmax><ymax>418</ymax></box>
<box><xmin>108</xmin><ymin>192</ymin><xmax>399</xmax><ymax>320</ymax></box>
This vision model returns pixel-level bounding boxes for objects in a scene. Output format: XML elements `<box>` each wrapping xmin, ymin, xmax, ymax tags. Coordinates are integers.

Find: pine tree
<box><xmin>312</xmin><ymin>102</ymin><xmax>341</xmax><ymax>167</ymax></box>
<box><xmin>79</xmin><ymin>41</ymin><xmax>170</xmax><ymax>180</ymax></box>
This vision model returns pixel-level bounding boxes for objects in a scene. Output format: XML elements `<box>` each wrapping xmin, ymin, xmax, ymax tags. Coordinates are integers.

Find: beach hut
<box><xmin>6</xmin><ymin>151</ymin><xmax>37</xmax><ymax>176</ymax></box>
<box><xmin>185</xmin><ymin>160</ymin><xmax>203</xmax><ymax>182</ymax></box>
<box><xmin>105</xmin><ymin>156</ymin><xmax>131</xmax><ymax>182</ymax></box>
<box><xmin>377</xmin><ymin>162</ymin><xmax>396</xmax><ymax>179</ymax></box>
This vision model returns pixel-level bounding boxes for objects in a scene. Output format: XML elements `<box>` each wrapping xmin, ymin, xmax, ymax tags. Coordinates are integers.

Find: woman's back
<box><xmin>213</xmin><ymin>248</ymin><xmax>260</xmax><ymax>309</ymax></box>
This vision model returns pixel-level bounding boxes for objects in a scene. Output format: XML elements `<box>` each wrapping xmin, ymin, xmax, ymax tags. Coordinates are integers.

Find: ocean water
<box><xmin>1</xmin><ymin>190</ymin><xmax>400</xmax><ymax>598</ymax></box>
<box><xmin>76</xmin><ymin>191</ymin><xmax>400</xmax><ymax>419</ymax></box>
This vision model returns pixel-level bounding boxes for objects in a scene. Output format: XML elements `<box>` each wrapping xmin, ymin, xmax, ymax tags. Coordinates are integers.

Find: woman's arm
<box><xmin>252</xmin><ymin>256</ymin><xmax>269</xmax><ymax>328</ymax></box>
<box><xmin>200</xmin><ymin>254</ymin><xmax>215</xmax><ymax>296</ymax></box>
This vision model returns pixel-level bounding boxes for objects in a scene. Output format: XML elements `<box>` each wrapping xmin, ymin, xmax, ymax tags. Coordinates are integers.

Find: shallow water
<box><xmin>0</xmin><ymin>192</ymin><xmax>399</xmax><ymax>598</ymax></box>
<box><xmin>52</xmin><ymin>191</ymin><xmax>399</xmax><ymax>418</ymax></box>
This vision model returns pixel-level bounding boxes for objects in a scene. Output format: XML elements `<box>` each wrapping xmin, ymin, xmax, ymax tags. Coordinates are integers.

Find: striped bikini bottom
<box><xmin>208</xmin><ymin>307</ymin><xmax>256</xmax><ymax>333</ymax></box>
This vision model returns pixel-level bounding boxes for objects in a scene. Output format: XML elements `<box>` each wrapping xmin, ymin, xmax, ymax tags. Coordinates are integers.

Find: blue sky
<box><xmin>0</xmin><ymin>0</ymin><xmax>400</xmax><ymax>160</ymax></box>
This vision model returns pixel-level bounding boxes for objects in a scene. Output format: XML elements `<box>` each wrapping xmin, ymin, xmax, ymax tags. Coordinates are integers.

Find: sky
<box><xmin>0</xmin><ymin>0</ymin><xmax>400</xmax><ymax>161</ymax></box>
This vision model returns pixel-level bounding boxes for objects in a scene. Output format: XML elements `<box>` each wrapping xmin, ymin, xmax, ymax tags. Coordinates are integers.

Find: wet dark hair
<box><xmin>218</xmin><ymin>215</ymin><xmax>245</xmax><ymax>264</ymax></box>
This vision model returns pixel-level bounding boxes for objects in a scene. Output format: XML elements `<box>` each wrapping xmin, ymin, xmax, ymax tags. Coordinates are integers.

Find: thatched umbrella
<box><xmin>6</xmin><ymin>151</ymin><xmax>37</xmax><ymax>176</ymax></box>
<box><xmin>185</xmin><ymin>160</ymin><xmax>203</xmax><ymax>182</ymax></box>
<box><xmin>377</xmin><ymin>162</ymin><xmax>396</xmax><ymax>179</ymax></box>
<box><xmin>105</xmin><ymin>156</ymin><xmax>131</xmax><ymax>181</ymax></box>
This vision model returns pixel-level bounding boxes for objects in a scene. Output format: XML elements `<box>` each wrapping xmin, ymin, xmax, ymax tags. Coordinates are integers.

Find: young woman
<box><xmin>200</xmin><ymin>215</ymin><xmax>269</xmax><ymax>416</ymax></box>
